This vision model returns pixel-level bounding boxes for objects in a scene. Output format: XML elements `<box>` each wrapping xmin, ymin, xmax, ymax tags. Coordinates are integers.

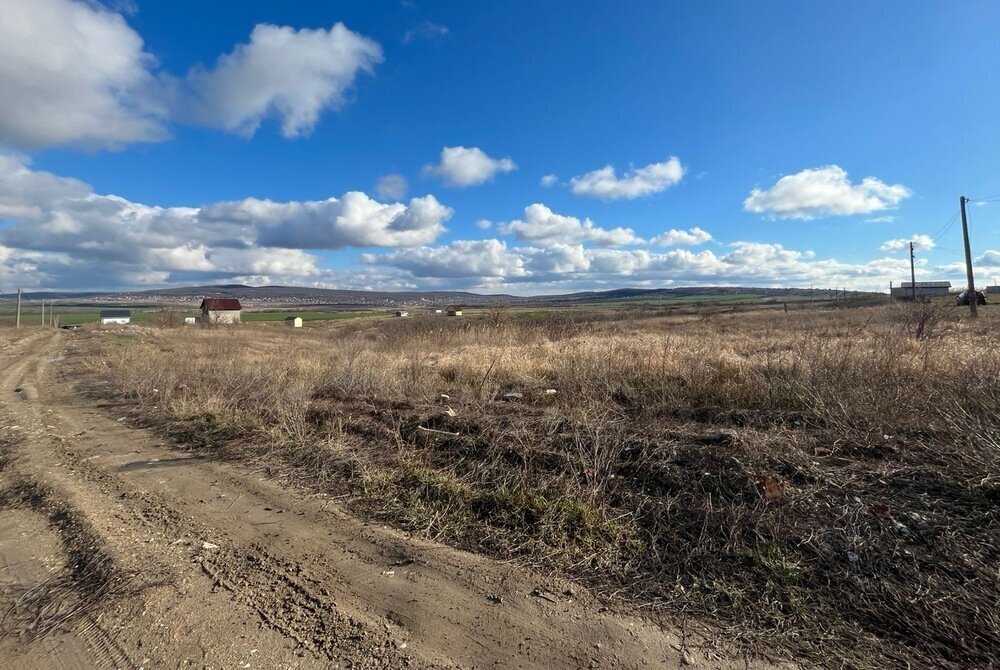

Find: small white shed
<box><xmin>184</xmin><ymin>317</ymin><xmax>197</xmax><ymax>325</ymax></box>
<box><xmin>394</xmin><ymin>310</ymin><xmax>409</xmax><ymax>317</ymax></box>
<box><xmin>99</xmin><ymin>309</ymin><xmax>131</xmax><ymax>325</ymax></box>
<box><xmin>285</xmin><ymin>316</ymin><xmax>303</xmax><ymax>328</ymax></box>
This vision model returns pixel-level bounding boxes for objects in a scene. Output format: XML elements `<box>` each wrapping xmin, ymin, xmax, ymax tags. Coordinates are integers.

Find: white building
<box><xmin>285</xmin><ymin>316</ymin><xmax>303</xmax><ymax>328</ymax></box>
<box><xmin>394</xmin><ymin>310</ymin><xmax>409</xmax><ymax>317</ymax></box>
<box><xmin>200</xmin><ymin>298</ymin><xmax>242</xmax><ymax>324</ymax></box>
<box><xmin>99</xmin><ymin>309</ymin><xmax>131</xmax><ymax>325</ymax></box>
<box><xmin>891</xmin><ymin>281</ymin><xmax>951</xmax><ymax>300</ymax></box>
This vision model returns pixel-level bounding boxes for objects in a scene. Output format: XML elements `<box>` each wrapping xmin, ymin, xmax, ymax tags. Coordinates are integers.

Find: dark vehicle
<box><xmin>59</xmin><ymin>324</ymin><xmax>80</xmax><ymax>330</ymax></box>
<box><xmin>955</xmin><ymin>290</ymin><xmax>987</xmax><ymax>306</ymax></box>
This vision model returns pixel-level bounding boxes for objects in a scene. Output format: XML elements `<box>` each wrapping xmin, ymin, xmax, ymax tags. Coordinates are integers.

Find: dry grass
<box><xmin>0</xmin><ymin>328</ymin><xmax>35</xmax><ymax>349</ymax></box>
<box><xmin>83</xmin><ymin>304</ymin><xmax>1000</xmax><ymax>668</ymax></box>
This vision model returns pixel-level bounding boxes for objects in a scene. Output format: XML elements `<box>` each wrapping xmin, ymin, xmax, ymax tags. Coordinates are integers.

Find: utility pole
<box><xmin>40</xmin><ymin>300</ymin><xmax>44</xmax><ymax>326</ymax></box>
<box><xmin>15</xmin><ymin>288</ymin><xmax>21</xmax><ymax>329</ymax></box>
<box><xmin>959</xmin><ymin>196</ymin><xmax>978</xmax><ymax>317</ymax></box>
<box><xmin>909</xmin><ymin>241</ymin><xmax>917</xmax><ymax>301</ymax></box>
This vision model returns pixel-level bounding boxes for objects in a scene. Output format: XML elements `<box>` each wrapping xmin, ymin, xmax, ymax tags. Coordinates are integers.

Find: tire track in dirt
<box><xmin>0</xmin><ymin>331</ymin><xmax>775</xmax><ymax>669</ymax></box>
<box><xmin>0</xmin><ymin>333</ymin><xmax>352</xmax><ymax>669</ymax></box>
<box><xmin>0</xmin><ymin>332</ymin><xmax>122</xmax><ymax>670</ymax></box>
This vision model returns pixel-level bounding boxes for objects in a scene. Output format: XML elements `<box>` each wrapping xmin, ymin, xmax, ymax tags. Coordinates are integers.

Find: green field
<box><xmin>0</xmin><ymin>307</ymin><xmax>380</xmax><ymax>326</ymax></box>
<box><xmin>0</xmin><ymin>307</ymin><xmax>153</xmax><ymax>326</ymax></box>
<box><xmin>0</xmin><ymin>292</ymin><xmax>862</xmax><ymax>328</ymax></box>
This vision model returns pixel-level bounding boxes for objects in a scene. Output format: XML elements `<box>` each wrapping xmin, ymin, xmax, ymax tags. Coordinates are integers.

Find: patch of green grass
<box><xmin>0</xmin><ymin>307</ymin><xmax>382</xmax><ymax>326</ymax></box>
<box><xmin>0</xmin><ymin>308</ymin><xmax>167</xmax><ymax>326</ymax></box>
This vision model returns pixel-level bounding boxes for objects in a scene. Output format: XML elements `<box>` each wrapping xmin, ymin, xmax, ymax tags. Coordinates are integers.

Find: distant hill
<box><xmin>539</xmin><ymin>286</ymin><xmax>834</xmax><ymax>302</ymax></box>
<box><xmin>124</xmin><ymin>284</ymin><xmax>519</xmax><ymax>305</ymax></box>
<box><xmin>1</xmin><ymin>284</ymin><xmax>879</xmax><ymax>308</ymax></box>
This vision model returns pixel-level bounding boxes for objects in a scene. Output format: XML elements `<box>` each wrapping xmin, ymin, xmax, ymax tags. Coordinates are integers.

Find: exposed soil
<box><xmin>0</xmin><ymin>331</ymin><xmax>772</xmax><ymax>669</ymax></box>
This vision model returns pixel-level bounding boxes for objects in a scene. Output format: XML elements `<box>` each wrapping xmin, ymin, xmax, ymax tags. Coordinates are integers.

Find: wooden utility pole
<box><xmin>15</xmin><ymin>288</ymin><xmax>21</xmax><ymax>329</ymax></box>
<box><xmin>909</xmin><ymin>241</ymin><xmax>917</xmax><ymax>301</ymax></box>
<box><xmin>40</xmin><ymin>300</ymin><xmax>44</xmax><ymax>326</ymax></box>
<box><xmin>959</xmin><ymin>196</ymin><xmax>978</xmax><ymax>317</ymax></box>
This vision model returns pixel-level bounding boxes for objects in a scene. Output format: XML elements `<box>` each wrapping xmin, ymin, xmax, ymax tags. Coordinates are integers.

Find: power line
<box><xmin>929</xmin><ymin>212</ymin><xmax>958</xmax><ymax>243</ymax></box>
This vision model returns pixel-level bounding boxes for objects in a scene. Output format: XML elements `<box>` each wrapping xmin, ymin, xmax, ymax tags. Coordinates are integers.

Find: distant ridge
<box><xmin>2</xmin><ymin>284</ymin><xmax>878</xmax><ymax>306</ymax></box>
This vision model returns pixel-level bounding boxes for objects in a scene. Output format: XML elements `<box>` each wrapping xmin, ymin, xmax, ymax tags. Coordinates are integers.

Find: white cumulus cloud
<box><xmin>0</xmin><ymin>2</ymin><xmax>384</xmax><ymax>149</ymax></box>
<box><xmin>879</xmin><ymin>235</ymin><xmax>935</xmax><ymax>252</ymax></box>
<box><xmin>423</xmin><ymin>146</ymin><xmax>517</xmax><ymax>187</ymax></box>
<box><xmin>0</xmin><ymin>0</ymin><xmax>168</xmax><ymax>150</ymax></box>
<box><xmin>974</xmin><ymin>250</ymin><xmax>1000</xmax><ymax>267</ymax></box>
<box><xmin>649</xmin><ymin>227</ymin><xmax>713</xmax><ymax>247</ymax></box>
<box><xmin>363</xmin><ymin>237</ymin><xmax>940</xmax><ymax>293</ymax></box>
<box><xmin>202</xmin><ymin>192</ymin><xmax>452</xmax><ymax>249</ymax></box>
<box><xmin>498</xmin><ymin>204</ymin><xmax>641</xmax><ymax>247</ymax></box>
<box><xmin>569</xmin><ymin>157</ymin><xmax>685</xmax><ymax>200</ymax></box>
<box><xmin>364</xmin><ymin>239</ymin><xmax>526</xmax><ymax>279</ymax></box>
<box><xmin>0</xmin><ymin>154</ymin><xmax>451</xmax><ymax>288</ymax></box>
<box><xmin>540</xmin><ymin>174</ymin><xmax>558</xmax><ymax>187</ymax></box>
<box><xmin>184</xmin><ymin>22</ymin><xmax>382</xmax><ymax>138</ymax></box>
<box><xmin>744</xmin><ymin>165</ymin><xmax>911</xmax><ymax>219</ymax></box>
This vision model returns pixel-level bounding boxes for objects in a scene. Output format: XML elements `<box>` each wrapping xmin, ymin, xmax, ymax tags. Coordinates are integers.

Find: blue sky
<box><xmin>1</xmin><ymin>0</ymin><xmax>999</xmax><ymax>293</ymax></box>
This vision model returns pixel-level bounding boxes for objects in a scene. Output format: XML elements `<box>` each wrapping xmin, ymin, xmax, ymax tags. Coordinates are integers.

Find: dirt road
<box><xmin>0</xmin><ymin>331</ymin><xmax>765</xmax><ymax>669</ymax></box>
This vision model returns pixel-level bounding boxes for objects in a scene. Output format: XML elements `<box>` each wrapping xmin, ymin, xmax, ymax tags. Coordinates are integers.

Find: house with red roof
<box><xmin>200</xmin><ymin>298</ymin><xmax>242</xmax><ymax>324</ymax></box>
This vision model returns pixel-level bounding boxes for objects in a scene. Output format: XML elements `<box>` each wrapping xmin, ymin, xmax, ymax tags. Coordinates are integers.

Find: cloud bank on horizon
<box><xmin>1</xmin><ymin>152</ymin><xmax>960</xmax><ymax>292</ymax></box>
<box><xmin>0</xmin><ymin>0</ymin><xmax>994</xmax><ymax>294</ymax></box>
